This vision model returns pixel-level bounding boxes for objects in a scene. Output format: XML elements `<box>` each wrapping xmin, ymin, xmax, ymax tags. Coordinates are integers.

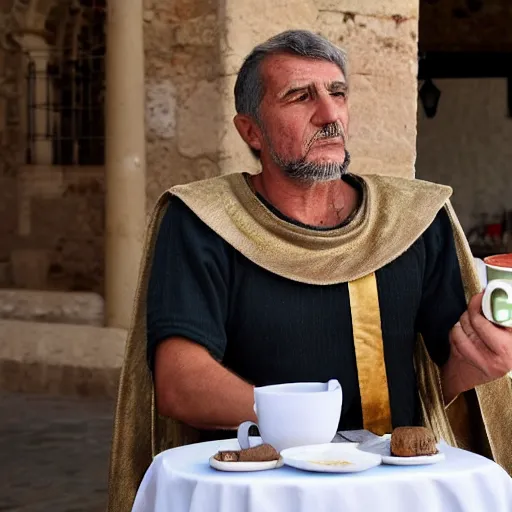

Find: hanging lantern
<box><xmin>419</xmin><ymin>79</ymin><xmax>441</xmax><ymax>118</ymax></box>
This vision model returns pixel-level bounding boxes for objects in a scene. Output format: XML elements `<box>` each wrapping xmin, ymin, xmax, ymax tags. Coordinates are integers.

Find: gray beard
<box><xmin>271</xmin><ymin>149</ymin><xmax>351</xmax><ymax>183</ymax></box>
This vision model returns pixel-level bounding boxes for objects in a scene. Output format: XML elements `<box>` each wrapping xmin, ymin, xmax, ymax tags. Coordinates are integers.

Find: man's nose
<box><xmin>311</xmin><ymin>94</ymin><xmax>340</xmax><ymax>127</ymax></box>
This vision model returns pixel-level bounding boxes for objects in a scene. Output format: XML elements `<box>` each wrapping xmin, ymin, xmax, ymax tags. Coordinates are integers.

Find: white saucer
<box><xmin>209</xmin><ymin>455</ymin><xmax>284</xmax><ymax>472</ymax></box>
<box><xmin>381</xmin><ymin>447</ymin><xmax>445</xmax><ymax>466</ymax></box>
<box><xmin>280</xmin><ymin>443</ymin><xmax>382</xmax><ymax>473</ymax></box>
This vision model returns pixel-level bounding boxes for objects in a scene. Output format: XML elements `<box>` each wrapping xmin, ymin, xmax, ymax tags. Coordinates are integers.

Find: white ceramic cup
<box><xmin>237</xmin><ymin>380</ymin><xmax>343</xmax><ymax>453</ymax></box>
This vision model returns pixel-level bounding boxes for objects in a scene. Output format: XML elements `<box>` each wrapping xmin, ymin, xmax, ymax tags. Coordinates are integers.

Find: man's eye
<box><xmin>332</xmin><ymin>91</ymin><xmax>346</xmax><ymax>98</ymax></box>
<box><xmin>296</xmin><ymin>93</ymin><xmax>309</xmax><ymax>102</ymax></box>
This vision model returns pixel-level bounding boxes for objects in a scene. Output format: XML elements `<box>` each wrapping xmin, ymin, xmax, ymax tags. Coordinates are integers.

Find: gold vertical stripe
<box><xmin>348</xmin><ymin>273</ymin><xmax>392</xmax><ymax>435</ymax></box>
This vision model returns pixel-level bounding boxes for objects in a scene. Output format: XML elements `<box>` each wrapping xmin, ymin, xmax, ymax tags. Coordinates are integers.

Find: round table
<box><xmin>132</xmin><ymin>439</ymin><xmax>512</xmax><ymax>512</ymax></box>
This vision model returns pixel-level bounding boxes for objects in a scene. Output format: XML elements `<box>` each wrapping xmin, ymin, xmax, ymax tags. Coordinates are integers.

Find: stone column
<box><xmin>21</xmin><ymin>34</ymin><xmax>53</xmax><ymax>165</ymax></box>
<box><xmin>105</xmin><ymin>0</ymin><xmax>146</xmax><ymax>329</ymax></box>
<box><xmin>218</xmin><ymin>0</ymin><xmax>419</xmax><ymax>179</ymax></box>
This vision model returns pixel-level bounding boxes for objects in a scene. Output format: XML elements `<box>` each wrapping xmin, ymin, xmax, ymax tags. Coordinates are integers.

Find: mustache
<box><xmin>305</xmin><ymin>122</ymin><xmax>346</xmax><ymax>153</ymax></box>
<box><xmin>315</xmin><ymin>122</ymin><xmax>346</xmax><ymax>141</ymax></box>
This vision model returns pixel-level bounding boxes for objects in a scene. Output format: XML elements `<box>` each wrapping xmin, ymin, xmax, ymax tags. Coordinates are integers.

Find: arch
<box><xmin>14</xmin><ymin>0</ymin><xmax>106</xmax><ymax>165</ymax></box>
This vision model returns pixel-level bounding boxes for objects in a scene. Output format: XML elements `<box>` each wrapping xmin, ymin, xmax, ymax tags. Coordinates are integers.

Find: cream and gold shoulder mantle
<box><xmin>170</xmin><ymin>172</ymin><xmax>452</xmax><ymax>285</ymax></box>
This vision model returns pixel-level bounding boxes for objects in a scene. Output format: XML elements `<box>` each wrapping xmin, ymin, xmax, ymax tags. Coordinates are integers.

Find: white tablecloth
<box><xmin>132</xmin><ymin>439</ymin><xmax>512</xmax><ymax>512</ymax></box>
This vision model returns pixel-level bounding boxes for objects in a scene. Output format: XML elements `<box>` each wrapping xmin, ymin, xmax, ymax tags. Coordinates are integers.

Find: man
<box><xmin>108</xmin><ymin>30</ymin><xmax>512</xmax><ymax>511</ymax></box>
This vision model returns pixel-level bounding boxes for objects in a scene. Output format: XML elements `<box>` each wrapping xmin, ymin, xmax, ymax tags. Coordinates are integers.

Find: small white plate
<box><xmin>280</xmin><ymin>443</ymin><xmax>381</xmax><ymax>473</ymax></box>
<box><xmin>209</xmin><ymin>455</ymin><xmax>284</xmax><ymax>472</ymax></box>
<box><xmin>381</xmin><ymin>447</ymin><xmax>445</xmax><ymax>466</ymax></box>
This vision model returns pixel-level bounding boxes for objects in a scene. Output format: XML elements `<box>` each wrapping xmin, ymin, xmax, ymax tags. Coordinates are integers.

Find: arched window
<box><xmin>25</xmin><ymin>0</ymin><xmax>105</xmax><ymax>165</ymax></box>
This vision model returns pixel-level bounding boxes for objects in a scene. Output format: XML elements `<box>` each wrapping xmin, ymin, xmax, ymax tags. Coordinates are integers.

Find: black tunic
<box><xmin>146</xmin><ymin>181</ymin><xmax>466</xmax><ymax>437</ymax></box>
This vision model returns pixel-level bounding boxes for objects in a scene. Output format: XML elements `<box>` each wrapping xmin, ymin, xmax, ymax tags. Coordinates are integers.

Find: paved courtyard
<box><xmin>0</xmin><ymin>391</ymin><xmax>115</xmax><ymax>512</ymax></box>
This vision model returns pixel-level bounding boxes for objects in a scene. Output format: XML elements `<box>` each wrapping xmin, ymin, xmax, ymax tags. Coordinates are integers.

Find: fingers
<box><xmin>448</xmin><ymin>293</ymin><xmax>512</xmax><ymax>383</ymax></box>
<box><xmin>450</xmin><ymin>321</ymin><xmax>491</xmax><ymax>376</ymax></box>
<box><xmin>460</xmin><ymin>305</ymin><xmax>499</xmax><ymax>357</ymax></box>
<box><xmin>467</xmin><ymin>292</ymin><xmax>484</xmax><ymax>319</ymax></box>
<box><xmin>459</xmin><ymin>310</ymin><xmax>480</xmax><ymax>345</ymax></box>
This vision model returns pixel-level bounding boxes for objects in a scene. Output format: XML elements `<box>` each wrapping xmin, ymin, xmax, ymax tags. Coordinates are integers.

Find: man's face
<box><xmin>257</xmin><ymin>53</ymin><xmax>350</xmax><ymax>182</ymax></box>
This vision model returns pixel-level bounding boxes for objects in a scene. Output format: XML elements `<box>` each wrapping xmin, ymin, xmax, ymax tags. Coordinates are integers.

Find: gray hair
<box><xmin>234</xmin><ymin>30</ymin><xmax>348</xmax><ymax>121</ymax></box>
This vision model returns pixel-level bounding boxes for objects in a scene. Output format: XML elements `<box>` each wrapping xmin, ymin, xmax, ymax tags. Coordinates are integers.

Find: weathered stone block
<box><xmin>146</xmin><ymin>47</ymin><xmax>221</xmax><ymax>82</ymax></box>
<box><xmin>220</xmin><ymin>0</ymin><xmax>318</xmax><ymax>76</ymax></box>
<box><xmin>177</xmin><ymin>79</ymin><xmax>222</xmax><ymax>158</ymax></box>
<box><xmin>316</xmin><ymin>0</ymin><xmax>418</xmax><ymax>18</ymax></box>
<box><xmin>146</xmin><ymin>141</ymin><xmax>221</xmax><ymax>206</ymax></box>
<box><xmin>152</xmin><ymin>0</ymin><xmax>216</xmax><ymax>21</ymax></box>
<box><xmin>348</xmin><ymin>73</ymin><xmax>417</xmax><ymax>177</ymax></box>
<box><xmin>146</xmin><ymin>79</ymin><xmax>177</xmax><ymax>140</ymax></box>
<box><xmin>10</xmin><ymin>249</ymin><xmax>50</xmax><ymax>289</ymax></box>
<box><xmin>0</xmin><ymin>177</ymin><xmax>17</xmax><ymax>237</ymax></box>
<box><xmin>0</xmin><ymin>319</ymin><xmax>126</xmax><ymax>397</ymax></box>
<box><xmin>175</xmin><ymin>13</ymin><xmax>218</xmax><ymax>46</ymax></box>
<box><xmin>0</xmin><ymin>289</ymin><xmax>104</xmax><ymax>326</ymax></box>
<box><xmin>143</xmin><ymin>19</ymin><xmax>178</xmax><ymax>54</ymax></box>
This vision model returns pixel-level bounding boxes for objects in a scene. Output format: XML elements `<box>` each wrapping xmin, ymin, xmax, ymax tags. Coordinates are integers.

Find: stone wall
<box><xmin>0</xmin><ymin>289</ymin><xmax>104</xmax><ymax>326</ymax></box>
<box><xmin>416</xmin><ymin>78</ymin><xmax>512</xmax><ymax>232</ymax></box>
<box><xmin>0</xmin><ymin>0</ymin><xmax>422</xmax><ymax>296</ymax></box>
<box><xmin>143</xmin><ymin>0</ymin><xmax>222</xmax><ymax>207</ymax></box>
<box><xmin>0</xmin><ymin>319</ymin><xmax>125</xmax><ymax>397</ymax></box>
<box><xmin>219</xmin><ymin>0</ymin><xmax>420</xmax><ymax>178</ymax></box>
<box><xmin>144</xmin><ymin>0</ymin><xmax>420</xmax><ymax>194</ymax></box>
<box><xmin>0</xmin><ymin>1</ymin><xmax>106</xmax><ymax>294</ymax></box>
<box><xmin>2</xmin><ymin>166</ymin><xmax>105</xmax><ymax>294</ymax></box>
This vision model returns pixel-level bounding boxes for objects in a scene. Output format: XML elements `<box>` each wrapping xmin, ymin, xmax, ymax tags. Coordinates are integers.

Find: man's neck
<box><xmin>250</xmin><ymin>169</ymin><xmax>359</xmax><ymax>228</ymax></box>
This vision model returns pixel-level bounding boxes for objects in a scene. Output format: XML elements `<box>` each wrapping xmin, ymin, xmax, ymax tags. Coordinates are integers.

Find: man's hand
<box><xmin>442</xmin><ymin>292</ymin><xmax>512</xmax><ymax>404</ymax></box>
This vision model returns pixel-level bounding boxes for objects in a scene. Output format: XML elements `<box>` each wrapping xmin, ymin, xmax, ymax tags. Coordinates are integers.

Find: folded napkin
<box><xmin>334</xmin><ymin>429</ymin><xmax>392</xmax><ymax>456</ymax></box>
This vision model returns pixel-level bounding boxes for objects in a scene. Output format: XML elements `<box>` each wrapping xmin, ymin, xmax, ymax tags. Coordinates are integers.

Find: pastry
<box><xmin>213</xmin><ymin>443</ymin><xmax>279</xmax><ymax>462</ymax></box>
<box><xmin>215</xmin><ymin>451</ymin><xmax>239</xmax><ymax>462</ymax></box>
<box><xmin>390</xmin><ymin>426</ymin><xmax>438</xmax><ymax>457</ymax></box>
<box><xmin>238</xmin><ymin>444</ymin><xmax>279</xmax><ymax>462</ymax></box>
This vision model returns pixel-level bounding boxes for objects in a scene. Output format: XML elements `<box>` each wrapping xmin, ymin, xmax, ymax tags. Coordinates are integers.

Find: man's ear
<box><xmin>233</xmin><ymin>114</ymin><xmax>263</xmax><ymax>152</ymax></box>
